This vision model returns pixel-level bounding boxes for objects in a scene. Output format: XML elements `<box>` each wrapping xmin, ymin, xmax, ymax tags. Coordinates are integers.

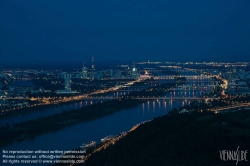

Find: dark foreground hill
<box><xmin>85</xmin><ymin>111</ymin><xmax>250</xmax><ymax>166</ymax></box>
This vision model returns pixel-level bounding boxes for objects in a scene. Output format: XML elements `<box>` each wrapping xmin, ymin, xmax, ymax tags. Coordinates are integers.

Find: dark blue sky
<box><xmin>0</xmin><ymin>0</ymin><xmax>250</xmax><ymax>64</ymax></box>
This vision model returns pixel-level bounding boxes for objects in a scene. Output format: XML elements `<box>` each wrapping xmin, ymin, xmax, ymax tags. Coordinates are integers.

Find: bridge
<box><xmin>112</xmin><ymin>89</ymin><xmax>142</xmax><ymax>92</ymax></box>
<box><xmin>141</xmin><ymin>68</ymin><xmax>198</xmax><ymax>73</ymax></box>
<box><xmin>113</xmin><ymin>88</ymin><xmax>214</xmax><ymax>92</ymax></box>
<box><xmin>72</xmin><ymin>96</ymin><xmax>217</xmax><ymax>100</ymax></box>
<box><xmin>0</xmin><ymin>96</ymin><xmax>217</xmax><ymax>101</ymax></box>
<box><xmin>114</xmin><ymin>85</ymin><xmax>215</xmax><ymax>92</ymax></box>
<box><xmin>155</xmin><ymin>75</ymin><xmax>212</xmax><ymax>79</ymax></box>
<box><xmin>170</xmin><ymin>70</ymin><xmax>197</xmax><ymax>72</ymax></box>
<box><xmin>0</xmin><ymin>97</ymin><xmax>30</xmax><ymax>100</ymax></box>
<box><xmin>177</xmin><ymin>85</ymin><xmax>215</xmax><ymax>89</ymax></box>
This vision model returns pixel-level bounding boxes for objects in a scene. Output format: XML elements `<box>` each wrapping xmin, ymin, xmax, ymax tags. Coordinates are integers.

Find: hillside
<box><xmin>85</xmin><ymin>111</ymin><xmax>250</xmax><ymax>166</ymax></box>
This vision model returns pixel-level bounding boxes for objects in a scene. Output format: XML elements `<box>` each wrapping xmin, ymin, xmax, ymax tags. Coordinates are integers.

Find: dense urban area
<box><xmin>1</xmin><ymin>61</ymin><xmax>250</xmax><ymax>166</ymax></box>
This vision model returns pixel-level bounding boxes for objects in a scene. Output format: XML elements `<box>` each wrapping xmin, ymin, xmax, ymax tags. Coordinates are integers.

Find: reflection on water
<box><xmin>164</xmin><ymin>101</ymin><xmax>166</xmax><ymax>111</ymax></box>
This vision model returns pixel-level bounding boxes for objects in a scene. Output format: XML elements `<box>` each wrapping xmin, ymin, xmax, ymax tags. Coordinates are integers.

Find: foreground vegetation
<box><xmin>85</xmin><ymin>110</ymin><xmax>250</xmax><ymax>166</ymax></box>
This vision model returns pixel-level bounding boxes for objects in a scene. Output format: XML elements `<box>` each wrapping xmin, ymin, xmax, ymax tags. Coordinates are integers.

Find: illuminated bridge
<box><xmin>0</xmin><ymin>96</ymin><xmax>217</xmax><ymax>100</ymax></box>
<box><xmin>113</xmin><ymin>85</ymin><xmax>215</xmax><ymax>92</ymax></box>
<box><xmin>75</xmin><ymin>96</ymin><xmax>217</xmax><ymax>100</ymax></box>
<box><xmin>155</xmin><ymin>75</ymin><xmax>213</xmax><ymax>79</ymax></box>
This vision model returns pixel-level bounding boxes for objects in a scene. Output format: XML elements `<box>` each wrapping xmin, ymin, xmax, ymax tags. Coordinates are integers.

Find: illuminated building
<box><xmin>107</xmin><ymin>69</ymin><xmax>113</xmax><ymax>78</ymax></box>
<box><xmin>91</xmin><ymin>57</ymin><xmax>95</xmax><ymax>80</ymax></box>
<box><xmin>131</xmin><ymin>67</ymin><xmax>140</xmax><ymax>79</ymax></box>
<box><xmin>63</xmin><ymin>73</ymin><xmax>71</xmax><ymax>90</ymax></box>
<box><xmin>82</xmin><ymin>67</ymin><xmax>88</xmax><ymax>79</ymax></box>
<box><xmin>113</xmin><ymin>70</ymin><xmax>121</xmax><ymax>79</ymax></box>
<box><xmin>94</xmin><ymin>71</ymin><xmax>103</xmax><ymax>80</ymax></box>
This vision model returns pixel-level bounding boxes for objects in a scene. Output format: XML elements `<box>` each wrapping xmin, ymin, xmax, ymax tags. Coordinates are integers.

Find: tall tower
<box><xmin>132</xmin><ymin>62</ymin><xmax>135</xmax><ymax>68</ymax></box>
<box><xmin>92</xmin><ymin>57</ymin><xmax>94</xmax><ymax>69</ymax></box>
<box><xmin>91</xmin><ymin>57</ymin><xmax>95</xmax><ymax>80</ymax></box>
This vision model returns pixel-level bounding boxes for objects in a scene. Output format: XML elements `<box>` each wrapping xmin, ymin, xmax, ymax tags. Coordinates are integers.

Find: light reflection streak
<box><xmin>147</xmin><ymin>101</ymin><xmax>150</xmax><ymax>112</ymax></box>
<box><xmin>142</xmin><ymin>103</ymin><xmax>144</xmax><ymax>115</ymax></box>
<box><xmin>153</xmin><ymin>101</ymin><xmax>155</xmax><ymax>112</ymax></box>
<box><xmin>164</xmin><ymin>101</ymin><xmax>166</xmax><ymax>112</ymax></box>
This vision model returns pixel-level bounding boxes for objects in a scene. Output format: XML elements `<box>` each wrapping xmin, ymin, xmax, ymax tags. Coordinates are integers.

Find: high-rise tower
<box><xmin>131</xmin><ymin>62</ymin><xmax>140</xmax><ymax>79</ymax></box>
<box><xmin>82</xmin><ymin>65</ymin><xmax>88</xmax><ymax>79</ymax></box>
<box><xmin>92</xmin><ymin>57</ymin><xmax>94</xmax><ymax>69</ymax></box>
<box><xmin>91</xmin><ymin>57</ymin><xmax>95</xmax><ymax>80</ymax></box>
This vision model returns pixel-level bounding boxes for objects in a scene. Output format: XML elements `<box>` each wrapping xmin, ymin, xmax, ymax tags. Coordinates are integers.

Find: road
<box><xmin>211</xmin><ymin>102</ymin><xmax>250</xmax><ymax>112</ymax></box>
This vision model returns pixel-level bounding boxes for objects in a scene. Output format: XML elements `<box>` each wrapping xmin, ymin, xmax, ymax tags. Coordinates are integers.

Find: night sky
<box><xmin>1</xmin><ymin>0</ymin><xmax>250</xmax><ymax>64</ymax></box>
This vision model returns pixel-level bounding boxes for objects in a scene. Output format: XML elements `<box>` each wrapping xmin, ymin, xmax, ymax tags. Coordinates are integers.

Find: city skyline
<box><xmin>1</xmin><ymin>60</ymin><xmax>250</xmax><ymax>165</ymax></box>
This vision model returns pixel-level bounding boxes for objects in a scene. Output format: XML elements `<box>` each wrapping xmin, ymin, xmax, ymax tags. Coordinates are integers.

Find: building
<box><xmin>107</xmin><ymin>69</ymin><xmax>113</xmax><ymax>78</ymax></box>
<box><xmin>60</xmin><ymin>73</ymin><xmax>71</xmax><ymax>90</ymax></box>
<box><xmin>82</xmin><ymin>67</ymin><xmax>88</xmax><ymax>79</ymax></box>
<box><xmin>131</xmin><ymin>67</ymin><xmax>140</xmax><ymax>79</ymax></box>
<box><xmin>94</xmin><ymin>71</ymin><xmax>103</xmax><ymax>80</ymax></box>
<box><xmin>91</xmin><ymin>57</ymin><xmax>95</xmax><ymax>80</ymax></box>
<box><xmin>103</xmin><ymin>69</ymin><xmax>115</xmax><ymax>79</ymax></box>
<box><xmin>56</xmin><ymin>73</ymin><xmax>79</xmax><ymax>94</ymax></box>
<box><xmin>113</xmin><ymin>70</ymin><xmax>121</xmax><ymax>79</ymax></box>
<box><xmin>70</xmin><ymin>73</ymin><xmax>81</xmax><ymax>79</ymax></box>
<box><xmin>125</xmin><ymin>67</ymin><xmax>131</xmax><ymax>78</ymax></box>
<box><xmin>56</xmin><ymin>90</ymin><xmax>79</xmax><ymax>94</ymax></box>
<box><xmin>65</xmin><ymin>77</ymin><xmax>71</xmax><ymax>90</ymax></box>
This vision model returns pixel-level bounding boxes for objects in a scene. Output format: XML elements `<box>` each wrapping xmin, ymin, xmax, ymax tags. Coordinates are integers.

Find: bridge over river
<box><xmin>65</xmin><ymin>96</ymin><xmax>217</xmax><ymax>100</ymax></box>
<box><xmin>1</xmin><ymin>96</ymin><xmax>217</xmax><ymax>100</ymax></box>
<box><xmin>155</xmin><ymin>75</ymin><xmax>212</xmax><ymax>79</ymax></box>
